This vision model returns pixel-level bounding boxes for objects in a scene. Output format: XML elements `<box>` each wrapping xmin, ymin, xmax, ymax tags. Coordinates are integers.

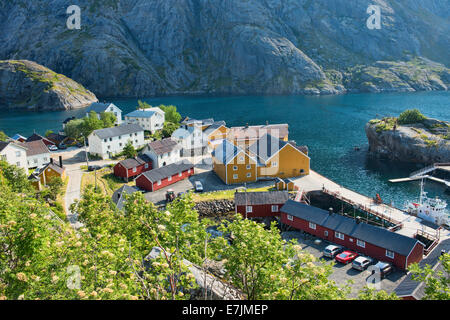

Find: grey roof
<box><xmin>248</xmin><ymin>133</ymin><xmax>289</xmax><ymax>163</ymax></box>
<box><xmin>87</xmin><ymin>102</ymin><xmax>118</xmax><ymax>113</ymax></box>
<box><xmin>0</xmin><ymin>141</ymin><xmax>27</xmax><ymax>152</ymax></box>
<box><xmin>140</xmin><ymin>161</ymin><xmax>194</xmax><ymax>183</ymax></box>
<box><xmin>0</xmin><ymin>141</ymin><xmax>10</xmax><ymax>152</ymax></box>
<box><xmin>124</xmin><ymin>110</ymin><xmax>156</xmax><ymax>118</ymax></box>
<box><xmin>118</xmin><ymin>154</ymin><xmax>152</xmax><ymax>169</ymax></box>
<box><xmin>212</xmin><ymin>140</ymin><xmax>249</xmax><ymax>165</ymax></box>
<box><xmin>235</xmin><ymin>191</ymin><xmax>290</xmax><ymax>206</ymax></box>
<box><xmin>281</xmin><ymin>200</ymin><xmax>421</xmax><ymax>256</ymax></box>
<box><xmin>112</xmin><ymin>185</ymin><xmax>141</xmax><ymax>210</ymax></box>
<box><xmin>182</xmin><ymin>117</ymin><xmax>214</xmax><ymax>126</ymax></box>
<box><xmin>93</xmin><ymin>124</ymin><xmax>143</xmax><ymax>140</ymax></box>
<box><xmin>229</xmin><ymin>123</ymin><xmax>289</xmax><ymax>141</ymax></box>
<box><xmin>22</xmin><ymin>140</ymin><xmax>50</xmax><ymax>156</ymax></box>
<box><xmin>203</xmin><ymin>121</ymin><xmax>227</xmax><ymax>136</ymax></box>
<box><xmin>394</xmin><ymin>239</ymin><xmax>450</xmax><ymax>299</ymax></box>
<box><xmin>147</xmin><ymin>138</ymin><xmax>179</xmax><ymax>155</ymax></box>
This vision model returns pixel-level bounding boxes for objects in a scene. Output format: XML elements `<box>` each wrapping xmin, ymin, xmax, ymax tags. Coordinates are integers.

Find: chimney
<box><xmin>356</xmin><ymin>216</ymin><xmax>361</xmax><ymax>224</ymax></box>
<box><xmin>59</xmin><ymin>156</ymin><xmax>63</xmax><ymax>168</ymax></box>
<box><xmin>50</xmin><ymin>158</ymin><xmax>54</xmax><ymax>164</ymax></box>
<box><xmin>328</xmin><ymin>207</ymin><xmax>333</xmax><ymax>215</ymax></box>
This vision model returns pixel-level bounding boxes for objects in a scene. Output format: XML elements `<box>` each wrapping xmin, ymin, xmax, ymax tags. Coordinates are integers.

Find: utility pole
<box><xmin>83</xmin><ymin>135</ymin><xmax>89</xmax><ymax>168</ymax></box>
<box><xmin>245</xmin><ymin>182</ymin><xmax>248</xmax><ymax>219</ymax></box>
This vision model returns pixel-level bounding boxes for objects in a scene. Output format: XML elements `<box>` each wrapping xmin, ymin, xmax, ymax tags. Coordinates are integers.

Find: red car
<box><xmin>335</xmin><ymin>250</ymin><xmax>358</xmax><ymax>264</ymax></box>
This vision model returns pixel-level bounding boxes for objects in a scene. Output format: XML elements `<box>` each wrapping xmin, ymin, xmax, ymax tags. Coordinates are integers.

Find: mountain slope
<box><xmin>0</xmin><ymin>0</ymin><xmax>448</xmax><ymax>97</ymax></box>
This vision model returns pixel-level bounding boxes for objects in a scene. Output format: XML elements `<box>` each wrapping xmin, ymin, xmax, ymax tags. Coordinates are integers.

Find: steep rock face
<box><xmin>0</xmin><ymin>0</ymin><xmax>449</xmax><ymax>97</ymax></box>
<box><xmin>0</xmin><ymin>60</ymin><xmax>98</xmax><ymax>111</ymax></box>
<box><xmin>365</xmin><ymin>119</ymin><xmax>450</xmax><ymax>164</ymax></box>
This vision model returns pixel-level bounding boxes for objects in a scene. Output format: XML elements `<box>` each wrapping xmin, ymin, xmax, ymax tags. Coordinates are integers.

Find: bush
<box><xmin>398</xmin><ymin>109</ymin><xmax>426</xmax><ymax>125</ymax></box>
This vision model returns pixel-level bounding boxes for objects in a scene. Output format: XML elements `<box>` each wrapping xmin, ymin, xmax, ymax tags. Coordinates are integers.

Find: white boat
<box><xmin>405</xmin><ymin>179</ymin><xmax>449</xmax><ymax>226</ymax></box>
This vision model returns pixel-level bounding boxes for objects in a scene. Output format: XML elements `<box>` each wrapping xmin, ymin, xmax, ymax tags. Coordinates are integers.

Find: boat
<box><xmin>405</xmin><ymin>179</ymin><xmax>449</xmax><ymax>226</ymax></box>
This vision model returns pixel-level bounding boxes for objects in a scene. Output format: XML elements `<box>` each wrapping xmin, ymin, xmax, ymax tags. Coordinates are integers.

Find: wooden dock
<box><xmin>389</xmin><ymin>175</ymin><xmax>429</xmax><ymax>183</ymax></box>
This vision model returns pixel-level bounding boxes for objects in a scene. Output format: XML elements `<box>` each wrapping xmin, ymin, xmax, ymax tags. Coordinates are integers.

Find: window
<box><xmin>34</xmin><ymin>159</ymin><xmax>38</xmax><ymax>164</ymax></box>
<box><xmin>309</xmin><ymin>222</ymin><xmax>316</xmax><ymax>230</ymax></box>
<box><xmin>233</xmin><ymin>166</ymin><xmax>238</xmax><ymax>171</ymax></box>
<box><xmin>246</xmin><ymin>173</ymin><xmax>252</xmax><ymax>178</ymax></box>
<box><xmin>335</xmin><ymin>232</ymin><xmax>344</xmax><ymax>240</ymax></box>
<box><xmin>16</xmin><ymin>162</ymin><xmax>21</xmax><ymax>167</ymax></box>
<box><xmin>157</xmin><ymin>180</ymin><xmax>162</xmax><ymax>186</ymax></box>
<box><xmin>246</xmin><ymin>206</ymin><xmax>252</xmax><ymax>213</ymax></box>
<box><xmin>246</xmin><ymin>164</ymin><xmax>251</xmax><ymax>170</ymax></box>
<box><xmin>272</xmin><ymin>162</ymin><xmax>277</xmax><ymax>167</ymax></box>
<box><xmin>178</xmin><ymin>172</ymin><xmax>182</xmax><ymax>177</ymax></box>
<box><xmin>271</xmin><ymin>205</ymin><xmax>278</xmax><ymax>212</ymax></box>
<box><xmin>132</xmin><ymin>167</ymin><xmax>137</xmax><ymax>173</ymax></box>
<box><xmin>386</xmin><ymin>250</ymin><xmax>395</xmax><ymax>259</ymax></box>
<box><xmin>119</xmin><ymin>143</ymin><xmax>122</xmax><ymax>147</ymax></box>
<box><xmin>109</xmin><ymin>138</ymin><xmax>112</xmax><ymax>141</ymax></box>
<box><xmin>239</xmin><ymin>156</ymin><xmax>244</xmax><ymax>162</ymax></box>
<box><xmin>119</xmin><ymin>136</ymin><xmax>122</xmax><ymax>139</ymax></box>
<box><xmin>168</xmin><ymin>176</ymin><xmax>172</xmax><ymax>182</ymax></box>
<box><xmin>135</xmin><ymin>140</ymin><xmax>138</xmax><ymax>144</ymax></box>
<box><xmin>357</xmin><ymin>239</ymin><xmax>365</xmax><ymax>248</ymax></box>
<box><xmin>287</xmin><ymin>215</ymin><xmax>293</xmax><ymax>221</ymax></box>
<box><xmin>16</xmin><ymin>151</ymin><xmax>21</xmax><ymax>157</ymax></box>
<box><xmin>44</xmin><ymin>157</ymin><xmax>48</xmax><ymax>162</ymax></box>
<box><xmin>324</xmin><ymin>231</ymin><xmax>328</xmax><ymax>237</ymax></box>
<box><xmin>1</xmin><ymin>155</ymin><xmax>7</xmax><ymax>161</ymax></box>
<box><xmin>104</xmin><ymin>139</ymin><xmax>107</xmax><ymax>143</ymax></box>
<box><xmin>107</xmin><ymin>146</ymin><xmax>111</xmax><ymax>149</ymax></box>
<box><xmin>233</xmin><ymin>174</ymin><xmax>238</xmax><ymax>180</ymax></box>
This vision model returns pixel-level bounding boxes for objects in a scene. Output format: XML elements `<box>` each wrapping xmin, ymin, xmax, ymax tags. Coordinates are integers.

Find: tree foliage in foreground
<box><xmin>409</xmin><ymin>253</ymin><xmax>450</xmax><ymax>300</ymax></box>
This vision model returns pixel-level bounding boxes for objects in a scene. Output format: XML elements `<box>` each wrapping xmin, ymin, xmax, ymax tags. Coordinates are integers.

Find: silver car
<box><xmin>323</xmin><ymin>245</ymin><xmax>343</xmax><ymax>258</ymax></box>
<box><xmin>352</xmin><ymin>256</ymin><xmax>373</xmax><ymax>271</ymax></box>
<box><xmin>194</xmin><ymin>181</ymin><xmax>203</xmax><ymax>192</ymax></box>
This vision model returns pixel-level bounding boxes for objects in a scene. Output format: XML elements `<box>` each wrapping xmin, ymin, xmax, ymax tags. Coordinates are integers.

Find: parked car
<box><xmin>194</xmin><ymin>181</ymin><xmax>203</xmax><ymax>192</ymax></box>
<box><xmin>58</xmin><ymin>143</ymin><xmax>67</xmax><ymax>150</ymax></box>
<box><xmin>88</xmin><ymin>165</ymin><xmax>102</xmax><ymax>172</ymax></box>
<box><xmin>323</xmin><ymin>245</ymin><xmax>343</xmax><ymax>258</ymax></box>
<box><xmin>335</xmin><ymin>250</ymin><xmax>358</xmax><ymax>264</ymax></box>
<box><xmin>352</xmin><ymin>256</ymin><xmax>373</xmax><ymax>271</ymax></box>
<box><xmin>372</xmin><ymin>261</ymin><xmax>393</xmax><ymax>278</ymax></box>
<box><xmin>166</xmin><ymin>189</ymin><xmax>175</xmax><ymax>203</ymax></box>
<box><xmin>48</xmin><ymin>145</ymin><xmax>58</xmax><ymax>151</ymax></box>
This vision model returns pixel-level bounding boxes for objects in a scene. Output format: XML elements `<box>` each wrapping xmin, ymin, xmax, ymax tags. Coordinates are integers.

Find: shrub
<box><xmin>398</xmin><ymin>109</ymin><xmax>426</xmax><ymax>125</ymax></box>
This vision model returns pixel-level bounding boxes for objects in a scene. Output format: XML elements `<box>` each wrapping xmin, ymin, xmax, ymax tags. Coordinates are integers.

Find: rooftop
<box><xmin>22</xmin><ymin>140</ymin><xmax>50</xmax><ymax>156</ymax></box>
<box><xmin>118</xmin><ymin>154</ymin><xmax>152</xmax><ymax>169</ymax></box>
<box><xmin>146</xmin><ymin>138</ymin><xmax>179</xmax><ymax>155</ymax></box>
<box><xmin>87</xmin><ymin>102</ymin><xmax>119</xmax><ymax>113</ymax></box>
<box><xmin>112</xmin><ymin>185</ymin><xmax>141</xmax><ymax>211</ymax></box>
<box><xmin>140</xmin><ymin>161</ymin><xmax>194</xmax><ymax>183</ymax></box>
<box><xmin>229</xmin><ymin>123</ymin><xmax>289</xmax><ymax>141</ymax></box>
<box><xmin>212</xmin><ymin>140</ymin><xmax>254</xmax><ymax>165</ymax></box>
<box><xmin>92</xmin><ymin>124</ymin><xmax>143</xmax><ymax>140</ymax></box>
<box><xmin>235</xmin><ymin>191</ymin><xmax>290</xmax><ymax>206</ymax></box>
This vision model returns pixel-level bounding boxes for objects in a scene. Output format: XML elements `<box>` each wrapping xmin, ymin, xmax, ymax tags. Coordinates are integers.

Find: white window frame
<box><xmin>178</xmin><ymin>172</ymin><xmax>182</xmax><ymax>177</ymax></box>
<box><xmin>271</xmin><ymin>161</ymin><xmax>278</xmax><ymax>167</ymax></box>
<box><xmin>168</xmin><ymin>176</ymin><xmax>172</xmax><ymax>182</ymax></box>
<box><xmin>246</xmin><ymin>206</ymin><xmax>253</xmax><ymax>213</ymax></box>
<box><xmin>271</xmin><ymin>205</ymin><xmax>278</xmax><ymax>212</ymax></box>
<box><xmin>132</xmin><ymin>167</ymin><xmax>137</xmax><ymax>173</ymax></box>
<box><xmin>246</xmin><ymin>164</ymin><xmax>251</xmax><ymax>170</ymax></box>
<box><xmin>246</xmin><ymin>172</ymin><xmax>252</xmax><ymax>178</ymax></box>
<box><xmin>357</xmin><ymin>239</ymin><xmax>365</xmax><ymax>248</ymax></box>
<box><xmin>157</xmin><ymin>180</ymin><xmax>162</xmax><ymax>186</ymax></box>
<box><xmin>335</xmin><ymin>231</ymin><xmax>344</xmax><ymax>240</ymax></box>
<box><xmin>386</xmin><ymin>250</ymin><xmax>395</xmax><ymax>259</ymax></box>
<box><xmin>233</xmin><ymin>174</ymin><xmax>238</xmax><ymax>180</ymax></box>
<box><xmin>287</xmin><ymin>215</ymin><xmax>293</xmax><ymax>221</ymax></box>
<box><xmin>233</xmin><ymin>165</ymin><xmax>238</xmax><ymax>171</ymax></box>
<box><xmin>144</xmin><ymin>163</ymin><xmax>149</xmax><ymax>169</ymax></box>
<box><xmin>309</xmin><ymin>222</ymin><xmax>316</xmax><ymax>230</ymax></box>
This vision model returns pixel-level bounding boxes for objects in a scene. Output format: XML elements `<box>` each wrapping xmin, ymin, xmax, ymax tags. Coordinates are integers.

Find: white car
<box><xmin>194</xmin><ymin>181</ymin><xmax>203</xmax><ymax>192</ymax></box>
<box><xmin>352</xmin><ymin>256</ymin><xmax>373</xmax><ymax>271</ymax></box>
<box><xmin>48</xmin><ymin>145</ymin><xmax>58</xmax><ymax>151</ymax></box>
<box><xmin>323</xmin><ymin>245</ymin><xmax>343</xmax><ymax>258</ymax></box>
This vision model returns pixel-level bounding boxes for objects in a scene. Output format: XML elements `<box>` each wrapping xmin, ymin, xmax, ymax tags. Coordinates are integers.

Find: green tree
<box><xmin>45</xmin><ymin>130</ymin><xmax>54</xmax><ymax>138</ymax></box>
<box><xmin>122</xmin><ymin>140</ymin><xmax>137</xmax><ymax>158</ymax></box>
<box><xmin>0</xmin><ymin>160</ymin><xmax>33</xmax><ymax>194</ymax></box>
<box><xmin>357</xmin><ymin>287</ymin><xmax>399</xmax><ymax>300</ymax></box>
<box><xmin>0</xmin><ymin>130</ymin><xmax>9</xmax><ymax>141</ymax></box>
<box><xmin>100</xmin><ymin>112</ymin><xmax>117</xmax><ymax>128</ymax></box>
<box><xmin>398</xmin><ymin>109</ymin><xmax>427</xmax><ymax>125</ymax></box>
<box><xmin>162</xmin><ymin>122</ymin><xmax>180</xmax><ymax>138</ymax></box>
<box><xmin>409</xmin><ymin>253</ymin><xmax>450</xmax><ymax>300</ymax></box>
<box><xmin>81</xmin><ymin>111</ymin><xmax>104</xmax><ymax>137</ymax></box>
<box><xmin>159</xmin><ymin>105</ymin><xmax>181</xmax><ymax>124</ymax></box>
<box><xmin>43</xmin><ymin>176</ymin><xmax>64</xmax><ymax>201</ymax></box>
<box><xmin>137</xmin><ymin>100</ymin><xmax>151</xmax><ymax>110</ymax></box>
<box><xmin>64</xmin><ymin>119</ymin><xmax>84</xmax><ymax>141</ymax></box>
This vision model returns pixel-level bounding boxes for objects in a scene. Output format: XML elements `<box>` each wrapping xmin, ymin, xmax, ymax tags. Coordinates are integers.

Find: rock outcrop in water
<box><xmin>0</xmin><ymin>60</ymin><xmax>98</xmax><ymax>111</ymax></box>
<box><xmin>365</xmin><ymin>117</ymin><xmax>450</xmax><ymax>164</ymax></box>
<box><xmin>0</xmin><ymin>1</ymin><xmax>449</xmax><ymax>98</ymax></box>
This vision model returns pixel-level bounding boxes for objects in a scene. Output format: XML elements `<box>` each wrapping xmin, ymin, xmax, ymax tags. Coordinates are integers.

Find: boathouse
<box><xmin>234</xmin><ymin>191</ymin><xmax>290</xmax><ymax>218</ymax></box>
<box><xmin>113</xmin><ymin>154</ymin><xmax>153</xmax><ymax>182</ymax></box>
<box><xmin>280</xmin><ymin>200</ymin><xmax>424</xmax><ymax>270</ymax></box>
<box><xmin>136</xmin><ymin>161</ymin><xmax>194</xmax><ymax>192</ymax></box>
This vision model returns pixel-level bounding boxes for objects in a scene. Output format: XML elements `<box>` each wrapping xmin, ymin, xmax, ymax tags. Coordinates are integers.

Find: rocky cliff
<box><xmin>0</xmin><ymin>0</ymin><xmax>449</xmax><ymax>98</ymax></box>
<box><xmin>0</xmin><ymin>60</ymin><xmax>98</xmax><ymax>111</ymax></box>
<box><xmin>366</xmin><ymin>117</ymin><xmax>450</xmax><ymax>164</ymax></box>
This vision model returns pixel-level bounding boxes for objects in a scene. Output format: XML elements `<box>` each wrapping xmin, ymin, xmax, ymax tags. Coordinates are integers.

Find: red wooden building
<box><xmin>280</xmin><ymin>200</ymin><xmax>424</xmax><ymax>270</ymax></box>
<box><xmin>26</xmin><ymin>133</ymin><xmax>55</xmax><ymax>147</ymax></box>
<box><xmin>235</xmin><ymin>191</ymin><xmax>290</xmax><ymax>218</ymax></box>
<box><xmin>136</xmin><ymin>161</ymin><xmax>194</xmax><ymax>192</ymax></box>
<box><xmin>114</xmin><ymin>154</ymin><xmax>153</xmax><ymax>181</ymax></box>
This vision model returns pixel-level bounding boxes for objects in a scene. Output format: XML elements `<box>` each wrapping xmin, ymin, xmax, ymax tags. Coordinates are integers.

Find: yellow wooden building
<box><xmin>29</xmin><ymin>158</ymin><xmax>66</xmax><ymax>190</ymax></box>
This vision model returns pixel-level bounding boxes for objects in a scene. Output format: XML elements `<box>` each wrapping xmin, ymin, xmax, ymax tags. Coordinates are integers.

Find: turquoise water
<box><xmin>0</xmin><ymin>91</ymin><xmax>449</xmax><ymax>208</ymax></box>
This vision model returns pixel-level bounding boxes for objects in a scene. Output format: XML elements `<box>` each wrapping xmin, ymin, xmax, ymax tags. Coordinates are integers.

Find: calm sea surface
<box><xmin>1</xmin><ymin>91</ymin><xmax>449</xmax><ymax>208</ymax></box>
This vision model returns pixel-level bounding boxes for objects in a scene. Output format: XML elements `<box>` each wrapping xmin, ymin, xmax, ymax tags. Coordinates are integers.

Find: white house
<box><xmin>143</xmin><ymin>138</ymin><xmax>181</xmax><ymax>168</ymax></box>
<box><xmin>86</xmin><ymin>102</ymin><xmax>122</xmax><ymax>125</ymax></box>
<box><xmin>23</xmin><ymin>140</ymin><xmax>51</xmax><ymax>169</ymax></box>
<box><xmin>88</xmin><ymin>124</ymin><xmax>145</xmax><ymax>159</ymax></box>
<box><xmin>171</xmin><ymin>125</ymin><xmax>209</xmax><ymax>157</ymax></box>
<box><xmin>0</xmin><ymin>141</ymin><xmax>28</xmax><ymax>170</ymax></box>
<box><xmin>124</xmin><ymin>107</ymin><xmax>165</xmax><ymax>133</ymax></box>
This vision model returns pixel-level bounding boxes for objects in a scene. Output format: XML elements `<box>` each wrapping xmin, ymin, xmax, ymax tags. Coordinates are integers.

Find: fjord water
<box><xmin>1</xmin><ymin>91</ymin><xmax>449</xmax><ymax>209</ymax></box>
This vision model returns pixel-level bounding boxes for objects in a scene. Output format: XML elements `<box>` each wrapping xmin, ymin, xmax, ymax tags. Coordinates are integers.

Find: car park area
<box><xmin>282</xmin><ymin>230</ymin><xmax>407</xmax><ymax>298</ymax></box>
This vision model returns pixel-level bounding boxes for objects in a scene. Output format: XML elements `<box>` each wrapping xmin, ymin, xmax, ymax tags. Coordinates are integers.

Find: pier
<box><xmin>389</xmin><ymin>163</ymin><xmax>450</xmax><ymax>187</ymax></box>
<box><xmin>292</xmin><ymin>170</ymin><xmax>450</xmax><ymax>241</ymax></box>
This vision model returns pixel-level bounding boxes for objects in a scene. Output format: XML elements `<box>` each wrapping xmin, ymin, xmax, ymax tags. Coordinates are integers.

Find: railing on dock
<box><xmin>321</xmin><ymin>188</ymin><xmax>403</xmax><ymax>230</ymax></box>
<box><xmin>414</xmin><ymin>229</ymin><xmax>440</xmax><ymax>255</ymax></box>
